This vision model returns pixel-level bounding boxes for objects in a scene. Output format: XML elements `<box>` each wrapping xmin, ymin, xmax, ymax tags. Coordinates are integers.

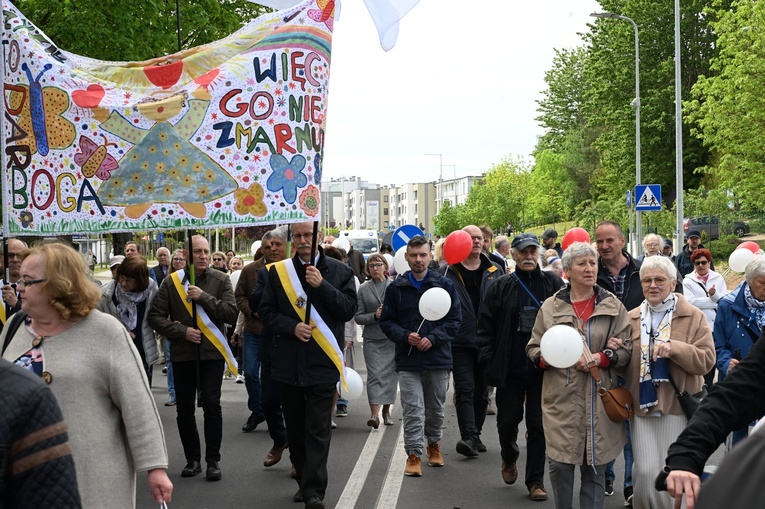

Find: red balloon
<box><xmin>736</xmin><ymin>241</ymin><xmax>761</xmax><ymax>254</ymax></box>
<box><xmin>443</xmin><ymin>230</ymin><xmax>473</xmax><ymax>265</ymax></box>
<box><xmin>562</xmin><ymin>227</ymin><xmax>591</xmax><ymax>251</ymax></box>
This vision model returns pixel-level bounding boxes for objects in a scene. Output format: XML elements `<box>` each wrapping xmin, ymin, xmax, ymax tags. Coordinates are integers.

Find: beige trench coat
<box><xmin>527</xmin><ymin>285</ymin><xmax>632</xmax><ymax>466</ymax></box>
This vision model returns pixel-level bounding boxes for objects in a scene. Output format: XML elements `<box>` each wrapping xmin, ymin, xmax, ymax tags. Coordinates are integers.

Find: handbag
<box><xmin>668</xmin><ymin>372</ymin><xmax>707</xmax><ymax>420</ymax></box>
<box><xmin>589</xmin><ymin>365</ymin><xmax>634</xmax><ymax>422</ymax></box>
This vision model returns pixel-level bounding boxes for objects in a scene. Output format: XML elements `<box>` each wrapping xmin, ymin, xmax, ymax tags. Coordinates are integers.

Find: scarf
<box><xmin>114</xmin><ymin>284</ymin><xmax>150</xmax><ymax>331</ymax></box>
<box><xmin>639</xmin><ymin>293</ymin><xmax>677</xmax><ymax>409</ymax></box>
<box><xmin>744</xmin><ymin>284</ymin><xmax>765</xmax><ymax>332</ymax></box>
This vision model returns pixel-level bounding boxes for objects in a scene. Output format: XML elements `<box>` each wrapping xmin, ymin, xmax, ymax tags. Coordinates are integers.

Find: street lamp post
<box><xmin>591</xmin><ymin>12</ymin><xmax>642</xmax><ymax>255</ymax></box>
<box><xmin>425</xmin><ymin>153</ymin><xmax>443</xmax><ymax>214</ymax></box>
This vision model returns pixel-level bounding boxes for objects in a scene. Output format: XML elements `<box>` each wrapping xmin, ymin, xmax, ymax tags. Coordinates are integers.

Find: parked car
<box><xmin>683</xmin><ymin>216</ymin><xmax>750</xmax><ymax>240</ymax></box>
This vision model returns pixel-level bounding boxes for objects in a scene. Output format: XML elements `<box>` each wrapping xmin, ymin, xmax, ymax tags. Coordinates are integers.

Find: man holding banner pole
<box><xmin>149</xmin><ymin>234</ymin><xmax>238</xmax><ymax>482</ymax></box>
<box><xmin>259</xmin><ymin>221</ymin><xmax>357</xmax><ymax>509</ymax></box>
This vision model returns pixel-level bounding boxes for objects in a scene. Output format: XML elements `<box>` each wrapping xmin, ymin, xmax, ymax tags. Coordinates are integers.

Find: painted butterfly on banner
<box><xmin>74</xmin><ymin>135</ymin><xmax>119</xmax><ymax>180</ymax></box>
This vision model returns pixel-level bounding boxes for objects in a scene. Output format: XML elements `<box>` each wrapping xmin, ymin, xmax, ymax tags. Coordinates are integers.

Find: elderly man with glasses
<box><xmin>1</xmin><ymin>239</ymin><xmax>28</xmax><ymax>322</ymax></box>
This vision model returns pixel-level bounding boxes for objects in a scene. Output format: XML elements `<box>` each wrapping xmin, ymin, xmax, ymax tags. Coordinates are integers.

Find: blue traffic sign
<box><xmin>635</xmin><ymin>185</ymin><xmax>661</xmax><ymax>211</ymax></box>
<box><xmin>392</xmin><ymin>224</ymin><xmax>425</xmax><ymax>251</ymax></box>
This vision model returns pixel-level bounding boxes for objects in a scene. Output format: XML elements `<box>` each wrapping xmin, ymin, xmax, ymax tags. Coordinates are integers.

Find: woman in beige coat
<box><xmin>527</xmin><ymin>242</ymin><xmax>632</xmax><ymax>509</ymax></box>
<box><xmin>610</xmin><ymin>255</ymin><xmax>714</xmax><ymax>509</ymax></box>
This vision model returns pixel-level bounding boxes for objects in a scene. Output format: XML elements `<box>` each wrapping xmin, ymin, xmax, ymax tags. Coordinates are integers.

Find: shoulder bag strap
<box><xmin>1</xmin><ymin>311</ymin><xmax>28</xmax><ymax>355</ymax></box>
<box><xmin>512</xmin><ymin>273</ymin><xmax>543</xmax><ymax>308</ymax></box>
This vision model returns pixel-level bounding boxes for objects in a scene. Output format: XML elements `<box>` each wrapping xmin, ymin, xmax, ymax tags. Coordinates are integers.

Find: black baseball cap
<box><xmin>512</xmin><ymin>233</ymin><xmax>540</xmax><ymax>250</ymax></box>
<box><xmin>541</xmin><ymin>228</ymin><xmax>558</xmax><ymax>240</ymax></box>
<box><xmin>686</xmin><ymin>229</ymin><xmax>701</xmax><ymax>239</ymax></box>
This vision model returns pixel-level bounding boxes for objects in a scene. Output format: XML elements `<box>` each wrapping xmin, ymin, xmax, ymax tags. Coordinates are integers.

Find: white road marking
<box><xmin>374</xmin><ymin>424</ymin><xmax>406</xmax><ymax>509</ymax></box>
<box><xmin>335</xmin><ymin>425</ymin><xmax>387</xmax><ymax>509</ymax></box>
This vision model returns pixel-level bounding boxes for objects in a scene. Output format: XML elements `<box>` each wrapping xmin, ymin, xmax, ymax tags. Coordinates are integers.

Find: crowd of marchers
<box><xmin>1</xmin><ymin>220</ymin><xmax>765</xmax><ymax>509</ymax></box>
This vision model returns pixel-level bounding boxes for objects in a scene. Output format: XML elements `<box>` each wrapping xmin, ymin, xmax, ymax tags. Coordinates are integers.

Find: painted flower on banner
<box><xmin>299</xmin><ymin>185</ymin><xmax>320</xmax><ymax>217</ymax></box>
<box><xmin>19</xmin><ymin>211</ymin><xmax>34</xmax><ymax>229</ymax></box>
<box><xmin>266</xmin><ymin>154</ymin><xmax>307</xmax><ymax>204</ymax></box>
<box><xmin>234</xmin><ymin>183</ymin><xmax>267</xmax><ymax>217</ymax></box>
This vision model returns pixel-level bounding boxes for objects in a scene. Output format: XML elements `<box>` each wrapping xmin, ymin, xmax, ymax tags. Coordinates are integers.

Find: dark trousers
<box><xmin>173</xmin><ymin>359</ymin><xmax>225</xmax><ymax>463</ymax></box>
<box><xmin>280</xmin><ymin>382</ymin><xmax>335</xmax><ymax>500</ymax></box>
<box><xmin>452</xmin><ymin>347</ymin><xmax>488</xmax><ymax>440</ymax></box>
<box><xmin>262</xmin><ymin>360</ymin><xmax>288</xmax><ymax>446</ymax></box>
<box><xmin>496</xmin><ymin>377</ymin><xmax>545</xmax><ymax>488</ymax></box>
<box><xmin>243</xmin><ymin>332</ymin><xmax>263</xmax><ymax>415</ymax></box>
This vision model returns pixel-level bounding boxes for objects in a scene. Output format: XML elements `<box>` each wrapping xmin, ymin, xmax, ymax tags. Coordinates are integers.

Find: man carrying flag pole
<box><xmin>149</xmin><ymin>234</ymin><xmax>238</xmax><ymax>482</ymax></box>
<box><xmin>259</xmin><ymin>221</ymin><xmax>357</xmax><ymax>509</ymax></box>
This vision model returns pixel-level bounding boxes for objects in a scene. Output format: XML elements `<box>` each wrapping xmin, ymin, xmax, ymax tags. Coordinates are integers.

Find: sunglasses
<box><xmin>213</xmin><ymin>257</ymin><xmax>223</xmax><ymax>261</ymax></box>
<box><xmin>694</xmin><ymin>260</ymin><xmax>709</xmax><ymax>266</ymax></box>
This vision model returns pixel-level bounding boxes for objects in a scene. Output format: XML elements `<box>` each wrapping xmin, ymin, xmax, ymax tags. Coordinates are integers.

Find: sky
<box><xmin>322</xmin><ymin>0</ymin><xmax>601</xmax><ymax>186</ymax></box>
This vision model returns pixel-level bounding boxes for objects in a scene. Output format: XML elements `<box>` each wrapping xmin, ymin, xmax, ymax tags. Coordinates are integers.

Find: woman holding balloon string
<box><xmin>611</xmin><ymin>255</ymin><xmax>714</xmax><ymax>509</ymax></box>
<box><xmin>526</xmin><ymin>242</ymin><xmax>631</xmax><ymax>509</ymax></box>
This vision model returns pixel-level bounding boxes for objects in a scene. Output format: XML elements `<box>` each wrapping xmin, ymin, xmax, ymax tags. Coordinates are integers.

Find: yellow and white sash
<box><xmin>0</xmin><ymin>303</ymin><xmax>6</xmax><ymax>325</ymax></box>
<box><xmin>170</xmin><ymin>270</ymin><xmax>238</xmax><ymax>373</ymax></box>
<box><xmin>273</xmin><ymin>259</ymin><xmax>347</xmax><ymax>390</ymax></box>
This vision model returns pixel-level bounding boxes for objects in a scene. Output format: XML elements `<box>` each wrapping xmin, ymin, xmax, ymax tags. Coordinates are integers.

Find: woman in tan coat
<box><xmin>527</xmin><ymin>242</ymin><xmax>632</xmax><ymax>509</ymax></box>
<box><xmin>610</xmin><ymin>255</ymin><xmax>714</xmax><ymax>509</ymax></box>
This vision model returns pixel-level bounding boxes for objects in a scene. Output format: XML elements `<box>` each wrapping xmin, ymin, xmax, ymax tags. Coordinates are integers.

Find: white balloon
<box><xmin>393</xmin><ymin>247</ymin><xmax>409</xmax><ymax>274</ymax></box>
<box><xmin>337</xmin><ymin>367</ymin><xmax>363</xmax><ymax>400</ymax></box>
<box><xmin>382</xmin><ymin>253</ymin><xmax>394</xmax><ymax>270</ymax></box>
<box><xmin>250</xmin><ymin>240</ymin><xmax>262</xmax><ymax>256</ymax></box>
<box><xmin>729</xmin><ymin>248</ymin><xmax>755</xmax><ymax>273</ymax></box>
<box><xmin>332</xmin><ymin>237</ymin><xmax>351</xmax><ymax>254</ymax></box>
<box><xmin>540</xmin><ymin>325</ymin><xmax>584</xmax><ymax>369</ymax></box>
<box><xmin>419</xmin><ymin>287</ymin><xmax>451</xmax><ymax>321</ymax></box>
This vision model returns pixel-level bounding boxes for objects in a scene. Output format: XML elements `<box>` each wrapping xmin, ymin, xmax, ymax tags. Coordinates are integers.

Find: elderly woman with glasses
<box><xmin>609</xmin><ymin>255</ymin><xmax>714</xmax><ymax>509</ymax></box>
<box><xmin>0</xmin><ymin>243</ymin><xmax>172</xmax><ymax>507</ymax></box>
<box><xmin>526</xmin><ymin>242</ymin><xmax>632</xmax><ymax>509</ymax></box>
<box><xmin>355</xmin><ymin>254</ymin><xmax>397</xmax><ymax>428</ymax></box>
<box><xmin>682</xmin><ymin>248</ymin><xmax>727</xmax><ymax>388</ymax></box>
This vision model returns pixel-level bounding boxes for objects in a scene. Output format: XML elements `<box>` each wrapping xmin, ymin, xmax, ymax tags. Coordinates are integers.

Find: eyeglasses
<box><xmin>213</xmin><ymin>257</ymin><xmax>223</xmax><ymax>261</ymax></box>
<box><xmin>18</xmin><ymin>278</ymin><xmax>46</xmax><ymax>288</ymax></box>
<box><xmin>469</xmin><ymin>235</ymin><xmax>484</xmax><ymax>241</ymax></box>
<box><xmin>172</xmin><ymin>258</ymin><xmax>186</xmax><ymax>262</ymax></box>
<box><xmin>7</xmin><ymin>252</ymin><xmax>21</xmax><ymax>259</ymax></box>
<box><xmin>369</xmin><ymin>263</ymin><xmax>385</xmax><ymax>268</ymax></box>
<box><xmin>694</xmin><ymin>260</ymin><xmax>708</xmax><ymax>266</ymax></box>
<box><xmin>292</xmin><ymin>232</ymin><xmax>314</xmax><ymax>240</ymax></box>
<box><xmin>644</xmin><ymin>243</ymin><xmax>660</xmax><ymax>248</ymax></box>
<box><xmin>640</xmin><ymin>277</ymin><xmax>668</xmax><ymax>287</ymax></box>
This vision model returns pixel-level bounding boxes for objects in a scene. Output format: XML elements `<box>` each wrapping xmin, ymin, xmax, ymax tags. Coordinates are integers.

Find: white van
<box><xmin>338</xmin><ymin>230</ymin><xmax>380</xmax><ymax>259</ymax></box>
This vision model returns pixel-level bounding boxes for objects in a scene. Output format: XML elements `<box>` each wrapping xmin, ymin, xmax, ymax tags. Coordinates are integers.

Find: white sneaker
<box><xmin>331</xmin><ymin>420</ymin><xmax>337</xmax><ymax>429</ymax></box>
<box><xmin>235</xmin><ymin>374</ymin><xmax>245</xmax><ymax>384</ymax></box>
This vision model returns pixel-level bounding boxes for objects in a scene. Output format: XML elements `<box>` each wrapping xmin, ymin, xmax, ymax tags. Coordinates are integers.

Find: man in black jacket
<box><xmin>478</xmin><ymin>233</ymin><xmax>564</xmax><ymax>501</ymax></box>
<box><xmin>259</xmin><ymin>222</ymin><xmax>357</xmax><ymax>509</ymax></box>
<box><xmin>442</xmin><ymin>225</ymin><xmax>502</xmax><ymax>458</ymax></box>
<box><xmin>0</xmin><ymin>358</ymin><xmax>82</xmax><ymax>508</ymax></box>
<box><xmin>660</xmin><ymin>332</ymin><xmax>765</xmax><ymax>508</ymax></box>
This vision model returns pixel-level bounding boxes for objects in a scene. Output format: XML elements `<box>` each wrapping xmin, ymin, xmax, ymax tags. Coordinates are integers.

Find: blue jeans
<box><xmin>165</xmin><ymin>338</ymin><xmax>175</xmax><ymax>397</ymax></box>
<box><xmin>243</xmin><ymin>331</ymin><xmax>263</xmax><ymax>415</ymax></box>
<box><xmin>605</xmin><ymin>419</ymin><xmax>633</xmax><ymax>487</ymax></box>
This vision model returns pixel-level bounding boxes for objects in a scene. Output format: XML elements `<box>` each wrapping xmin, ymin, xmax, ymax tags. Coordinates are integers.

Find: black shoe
<box><xmin>476</xmin><ymin>437</ymin><xmax>487</xmax><ymax>453</ymax></box>
<box><xmin>181</xmin><ymin>460</ymin><xmax>202</xmax><ymax>477</ymax></box>
<box><xmin>205</xmin><ymin>461</ymin><xmax>222</xmax><ymax>481</ymax></box>
<box><xmin>305</xmin><ymin>496</ymin><xmax>325</xmax><ymax>509</ymax></box>
<box><xmin>335</xmin><ymin>404</ymin><xmax>348</xmax><ymax>417</ymax></box>
<box><xmin>456</xmin><ymin>438</ymin><xmax>479</xmax><ymax>457</ymax></box>
<box><xmin>242</xmin><ymin>412</ymin><xmax>266</xmax><ymax>432</ymax></box>
<box><xmin>624</xmin><ymin>485</ymin><xmax>634</xmax><ymax>507</ymax></box>
<box><xmin>605</xmin><ymin>479</ymin><xmax>614</xmax><ymax>496</ymax></box>
<box><xmin>293</xmin><ymin>489</ymin><xmax>305</xmax><ymax>503</ymax></box>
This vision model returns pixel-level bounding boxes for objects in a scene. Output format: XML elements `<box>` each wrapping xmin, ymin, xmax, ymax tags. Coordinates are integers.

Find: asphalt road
<box><xmin>133</xmin><ymin>346</ymin><xmax>730</xmax><ymax>509</ymax></box>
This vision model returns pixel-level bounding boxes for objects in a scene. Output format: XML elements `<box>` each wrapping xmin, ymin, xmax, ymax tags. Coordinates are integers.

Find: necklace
<box><xmin>572</xmin><ymin>293</ymin><xmax>596</xmax><ymax>325</ymax></box>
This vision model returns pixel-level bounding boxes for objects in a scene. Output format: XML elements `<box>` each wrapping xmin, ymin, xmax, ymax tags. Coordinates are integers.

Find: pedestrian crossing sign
<box><xmin>635</xmin><ymin>185</ymin><xmax>662</xmax><ymax>211</ymax></box>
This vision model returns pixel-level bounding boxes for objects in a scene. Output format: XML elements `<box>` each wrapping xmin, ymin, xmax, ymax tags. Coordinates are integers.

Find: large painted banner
<box><xmin>2</xmin><ymin>0</ymin><xmax>331</xmax><ymax>235</ymax></box>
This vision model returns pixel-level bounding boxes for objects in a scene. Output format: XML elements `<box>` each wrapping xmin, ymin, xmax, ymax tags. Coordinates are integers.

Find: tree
<box><xmin>14</xmin><ymin>0</ymin><xmax>270</xmax><ymax>61</ymax></box>
<box><xmin>433</xmin><ymin>200</ymin><xmax>463</xmax><ymax>237</ymax></box>
<box><xmin>687</xmin><ymin>0</ymin><xmax>765</xmax><ymax>211</ymax></box>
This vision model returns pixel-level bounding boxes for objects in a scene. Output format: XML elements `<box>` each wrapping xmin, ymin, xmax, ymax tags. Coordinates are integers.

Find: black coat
<box><xmin>597</xmin><ymin>251</ymin><xmax>645</xmax><ymax>312</ymax></box>
<box><xmin>440</xmin><ymin>254</ymin><xmax>502</xmax><ymax>349</ymax></box>
<box><xmin>477</xmin><ymin>267</ymin><xmax>564</xmax><ymax>387</ymax></box>
<box><xmin>259</xmin><ymin>248</ymin><xmax>357</xmax><ymax>386</ymax></box>
<box><xmin>664</xmin><ymin>330</ymin><xmax>765</xmax><ymax>477</ymax></box>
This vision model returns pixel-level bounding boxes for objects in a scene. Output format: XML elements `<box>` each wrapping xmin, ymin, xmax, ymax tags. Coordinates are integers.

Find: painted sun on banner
<box><xmin>2</xmin><ymin>0</ymin><xmax>331</xmax><ymax>235</ymax></box>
